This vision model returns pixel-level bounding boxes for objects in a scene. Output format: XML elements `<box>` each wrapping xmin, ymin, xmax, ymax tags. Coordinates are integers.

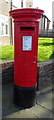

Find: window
<box><xmin>0</xmin><ymin>14</ymin><xmax>9</xmax><ymax>36</ymax></box>
<box><xmin>21</xmin><ymin>0</ymin><xmax>23</xmax><ymax>7</ymax></box>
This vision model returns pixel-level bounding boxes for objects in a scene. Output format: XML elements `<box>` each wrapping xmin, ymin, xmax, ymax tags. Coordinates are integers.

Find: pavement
<box><xmin>0</xmin><ymin>82</ymin><xmax>54</xmax><ymax>119</ymax></box>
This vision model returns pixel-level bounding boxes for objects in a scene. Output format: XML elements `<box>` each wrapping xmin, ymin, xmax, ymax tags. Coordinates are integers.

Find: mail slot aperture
<box><xmin>20</xmin><ymin>27</ymin><xmax>35</xmax><ymax>31</ymax></box>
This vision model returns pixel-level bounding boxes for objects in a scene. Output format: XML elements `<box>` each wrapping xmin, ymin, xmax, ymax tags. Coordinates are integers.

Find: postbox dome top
<box><xmin>9</xmin><ymin>8</ymin><xmax>44</xmax><ymax>22</ymax></box>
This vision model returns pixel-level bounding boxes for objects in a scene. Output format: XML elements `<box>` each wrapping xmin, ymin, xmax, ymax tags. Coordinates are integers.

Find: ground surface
<box><xmin>1</xmin><ymin>83</ymin><xmax>53</xmax><ymax>119</ymax></box>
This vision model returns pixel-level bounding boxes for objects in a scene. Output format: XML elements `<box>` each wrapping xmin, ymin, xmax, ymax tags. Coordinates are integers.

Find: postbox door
<box><xmin>14</xmin><ymin>23</ymin><xmax>39</xmax><ymax>87</ymax></box>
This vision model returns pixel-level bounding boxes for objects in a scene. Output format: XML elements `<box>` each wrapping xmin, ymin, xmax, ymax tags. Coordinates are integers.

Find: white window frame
<box><xmin>0</xmin><ymin>14</ymin><xmax>9</xmax><ymax>37</ymax></box>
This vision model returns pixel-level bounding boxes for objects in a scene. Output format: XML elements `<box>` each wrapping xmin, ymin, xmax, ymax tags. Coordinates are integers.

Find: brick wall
<box><xmin>0</xmin><ymin>59</ymin><xmax>54</xmax><ymax>90</ymax></box>
<box><xmin>1</xmin><ymin>60</ymin><xmax>14</xmax><ymax>84</ymax></box>
<box><xmin>37</xmin><ymin>59</ymin><xmax>54</xmax><ymax>90</ymax></box>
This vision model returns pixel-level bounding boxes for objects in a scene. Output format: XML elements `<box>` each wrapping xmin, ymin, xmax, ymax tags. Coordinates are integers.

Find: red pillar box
<box><xmin>9</xmin><ymin>8</ymin><xmax>44</xmax><ymax>108</ymax></box>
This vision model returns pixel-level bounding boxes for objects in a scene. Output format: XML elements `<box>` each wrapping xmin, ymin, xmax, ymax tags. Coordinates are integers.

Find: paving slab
<box><xmin>36</xmin><ymin>85</ymin><xmax>53</xmax><ymax>112</ymax></box>
<box><xmin>5</xmin><ymin>109</ymin><xmax>37</xmax><ymax>118</ymax></box>
<box><xmin>30</xmin><ymin>104</ymin><xmax>52</xmax><ymax>118</ymax></box>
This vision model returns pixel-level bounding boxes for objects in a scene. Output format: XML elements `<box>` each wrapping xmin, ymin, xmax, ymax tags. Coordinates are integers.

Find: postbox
<box><xmin>9</xmin><ymin>8</ymin><xmax>44</xmax><ymax>108</ymax></box>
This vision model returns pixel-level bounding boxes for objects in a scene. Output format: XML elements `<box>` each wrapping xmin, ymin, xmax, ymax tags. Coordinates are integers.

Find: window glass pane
<box><xmin>5</xmin><ymin>24</ymin><xmax>8</xmax><ymax>34</ymax></box>
<box><xmin>1</xmin><ymin>23</ymin><xmax>4</xmax><ymax>35</ymax></box>
<box><xmin>21</xmin><ymin>2</ymin><xmax>23</xmax><ymax>7</ymax></box>
<box><xmin>21</xmin><ymin>0</ymin><xmax>23</xmax><ymax>7</ymax></box>
<box><xmin>21</xmin><ymin>0</ymin><xmax>23</xmax><ymax>2</ymax></box>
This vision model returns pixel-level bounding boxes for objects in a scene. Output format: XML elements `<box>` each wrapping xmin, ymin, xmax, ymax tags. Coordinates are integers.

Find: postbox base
<box><xmin>14</xmin><ymin>85</ymin><xmax>37</xmax><ymax>108</ymax></box>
